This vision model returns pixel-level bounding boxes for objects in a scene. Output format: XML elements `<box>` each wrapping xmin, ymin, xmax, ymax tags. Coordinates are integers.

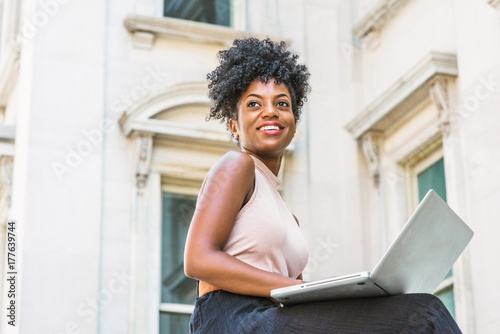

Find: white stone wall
<box><xmin>7</xmin><ymin>0</ymin><xmax>107</xmax><ymax>333</ymax></box>
<box><xmin>359</xmin><ymin>0</ymin><xmax>456</xmax><ymax>104</ymax></box>
<box><xmin>341</xmin><ymin>0</ymin><xmax>500</xmax><ymax>333</ymax></box>
<box><xmin>1</xmin><ymin>0</ymin><xmax>499</xmax><ymax>333</ymax></box>
<box><xmin>453</xmin><ymin>1</ymin><xmax>500</xmax><ymax>333</ymax></box>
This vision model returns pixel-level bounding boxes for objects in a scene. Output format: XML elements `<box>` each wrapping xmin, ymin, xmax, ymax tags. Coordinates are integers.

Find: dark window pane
<box><xmin>164</xmin><ymin>0</ymin><xmax>231</xmax><ymax>26</ymax></box>
<box><xmin>417</xmin><ymin>158</ymin><xmax>447</xmax><ymax>202</ymax></box>
<box><xmin>159</xmin><ymin>313</ymin><xmax>191</xmax><ymax>334</ymax></box>
<box><xmin>160</xmin><ymin>192</ymin><xmax>197</xmax><ymax>333</ymax></box>
<box><xmin>444</xmin><ymin>268</ymin><xmax>453</xmax><ymax>279</ymax></box>
<box><xmin>416</xmin><ymin>157</ymin><xmax>454</xmax><ymax>316</ymax></box>
<box><xmin>436</xmin><ymin>285</ymin><xmax>456</xmax><ymax>319</ymax></box>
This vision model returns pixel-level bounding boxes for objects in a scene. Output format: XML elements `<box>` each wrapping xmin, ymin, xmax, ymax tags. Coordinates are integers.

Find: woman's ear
<box><xmin>229</xmin><ymin>118</ymin><xmax>239</xmax><ymax>139</ymax></box>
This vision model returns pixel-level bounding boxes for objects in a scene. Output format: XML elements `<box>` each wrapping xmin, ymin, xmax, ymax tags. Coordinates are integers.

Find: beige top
<box><xmin>220</xmin><ymin>155</ymin><xmax>309</xmax><ymax>279</ymax></box>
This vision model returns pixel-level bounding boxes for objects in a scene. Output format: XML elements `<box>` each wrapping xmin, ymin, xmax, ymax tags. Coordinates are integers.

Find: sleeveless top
<box><xmin>215</xmin><ymin>154</ymin><xmax>309</xmax><ymax>279</ymax></box>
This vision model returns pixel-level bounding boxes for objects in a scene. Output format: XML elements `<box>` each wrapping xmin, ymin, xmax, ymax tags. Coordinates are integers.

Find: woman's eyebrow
<box><xmin>245</xmin><ymin>93</ymin><xmax>290</xmax><ymax>99</ymax></box>
<box><xmin>245</xmin><ymin>93</ymin><xmax>262</xmax><ymax>99</ymax></box>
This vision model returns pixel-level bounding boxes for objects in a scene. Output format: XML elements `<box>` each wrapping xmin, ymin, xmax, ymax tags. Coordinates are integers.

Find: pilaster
<box><xmin>429</xmin><ymin>76</ymin><xmax>452</xmax><ymax>138</ymax></box>
<box><xmin>361</xmin><ymin>131</ymin><xmax>383</xmax><ymax>188</ymax></box>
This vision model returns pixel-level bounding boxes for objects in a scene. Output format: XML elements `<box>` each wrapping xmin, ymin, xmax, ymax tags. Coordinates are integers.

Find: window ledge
<box><xmin>344</xmin><ymin>51</ymin><xmax>457</xmax><ymax>139</ymax></box>
<box><xmin>489</xmin><ymin>0</ymin><xmax>500</xmax><ymax>11</ymax></box>
<box><xmin>124</xmin><ymin>14</ymin><xmax>291</xmax><ymax>50</ymax></box>
<box><xmin>434</xmin><ymin>276</ymin><xmax>454</xmax><ymax>295</ymax></box>
<box><xmin>159</xmin><ymin>302</ymin><xmax>194</xmax><ymax>315</ymax></box>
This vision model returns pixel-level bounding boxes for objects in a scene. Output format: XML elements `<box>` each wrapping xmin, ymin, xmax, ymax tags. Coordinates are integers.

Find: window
<box><xmin>414</xmin><ymin>156</ymin><xmax>456</xmax><ymax>319</ymax></box>
<box><xmin>164</xmin><ymin>0</ymin><xmax>231</xmax><ymax>27</ymax></box>
<box><xmin>159</xmin><ymin>192</ymin><xmax>197</xmax><ymax>334</ymax></box>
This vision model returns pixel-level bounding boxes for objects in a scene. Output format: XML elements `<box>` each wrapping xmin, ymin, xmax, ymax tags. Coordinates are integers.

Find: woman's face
<box><xmin>230</xmin><ymin>78</ymin><xmax>297</xmax><ymax>159</ymax></box>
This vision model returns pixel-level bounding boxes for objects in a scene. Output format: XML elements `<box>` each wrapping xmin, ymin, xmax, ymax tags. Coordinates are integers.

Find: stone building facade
<box><xmin>0</xmin><ymin>0</ymin><xmax>499</xmax><ymax>333</ymax></box>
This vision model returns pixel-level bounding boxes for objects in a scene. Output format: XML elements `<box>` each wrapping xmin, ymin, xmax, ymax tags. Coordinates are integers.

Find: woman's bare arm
<box><xmin>184</xmin><ymin>151</ymin><xmax>303</xmax><ymax>297</ymax></box>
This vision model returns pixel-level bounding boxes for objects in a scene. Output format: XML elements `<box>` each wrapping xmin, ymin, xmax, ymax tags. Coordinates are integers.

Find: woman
<box><xmin>184</xmin><ymin>37</ymin><xmax>461</xmax><ymax>333</ymax></box>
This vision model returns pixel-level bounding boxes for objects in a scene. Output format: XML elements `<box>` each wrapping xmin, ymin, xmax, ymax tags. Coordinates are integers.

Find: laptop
<box><xmin>271</xmin><ymin>190</ymin><xmax>474</xmax><ymax>305</ymax></box>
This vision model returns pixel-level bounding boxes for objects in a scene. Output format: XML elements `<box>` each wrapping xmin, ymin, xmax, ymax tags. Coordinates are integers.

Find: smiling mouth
<box><xmin>257</xmin><ymin>125</ymin><xmax>285</xmax><ymax>135</ymax></box>
<box><xmin>259</xmin><ymin>125</ymin><xmax>283</xmax><ymax>131</ymax></box>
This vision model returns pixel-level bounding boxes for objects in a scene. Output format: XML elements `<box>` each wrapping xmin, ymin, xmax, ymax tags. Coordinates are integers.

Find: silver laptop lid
<box><xmin>371</xmin><ymin>190</ymin><xmax>473</xmax><ymax>295</ymax></box>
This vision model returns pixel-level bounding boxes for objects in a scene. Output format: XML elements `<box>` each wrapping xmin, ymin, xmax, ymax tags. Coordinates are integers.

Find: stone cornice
<box><xmin>119</xmin><ymin>81</ymin><xmax>210</xmax><ymax>127</ymax></box>
<box><xmin>352</xmin><ymin>0</ymin><xmax>409</xmax><ymax>40</ymax></box>
<box><xmin>119</xmin><ymin>80</ymin><xmax>295</xmax><ymax>151</ymax></box>
<box><xmin>0</xmin><ymin>43</ymin><xmax>21</xmax><ymax>106</ymax></box>
<box><xmin>118</xmin><ymin>81</ymin><xmax>235</xmax><ymax>147</ymax></box>
<box><xmin>124</xmin><ymin>14</ymin><xmax>291</xmax><ymax>49</ymax></box>
<box><xmin>344</xmin><ymin>51</ymin><xmax>458</xmax><ymax>139</ymax></box>
<box><xmin>489</xmin><ymin>0</ymin><xmax>500</xmax><ymax>11</ymax></box>
<box><xmin>125</xmin><ymin>118</ymin><xmax>232</xmax><ymax>144</ymax></box>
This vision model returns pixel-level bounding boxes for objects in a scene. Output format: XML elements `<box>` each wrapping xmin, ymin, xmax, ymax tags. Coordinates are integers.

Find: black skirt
<box><xmin>190</xmin><ymin>290</ymin><xmax>461</xmax><ymax>333</ymax></box>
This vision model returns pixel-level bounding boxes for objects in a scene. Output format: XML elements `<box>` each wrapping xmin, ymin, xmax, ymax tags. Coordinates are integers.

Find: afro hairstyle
<box><xmin>207</xmin><ymin>37</ymin><xmax>311</xmax><ymax>130</ymax></box>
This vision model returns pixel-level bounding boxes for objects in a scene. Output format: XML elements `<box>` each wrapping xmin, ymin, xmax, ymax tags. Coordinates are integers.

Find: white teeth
<box><xmin>260</xmin><ymin>125</ymin><xmax>280</xmax><ymax>131</ymax></box>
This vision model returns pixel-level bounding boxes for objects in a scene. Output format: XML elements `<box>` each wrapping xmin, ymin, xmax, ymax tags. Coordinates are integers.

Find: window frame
<box><xmin>122</xmin><ymin>81</ymin><xmax>237</xmax><ymax>334</ymax></box>
<box><xmin>158</xmin><ymin>182</ymin><xmax>199</xmax><ymax>321</ymax></box>
<box><xmin>406</xmin><ymin>147</ymin><xmax>444</xmax><ymax>214</ymax></box>
<box><xmin>405</xmin><ymin>147</ymin><xmax>455</xmax><ymax>316</ymax></box>
<box><xmin>160</xmin><ymin>0</ymin><xmax>246</xmax><ymax>30</ymax></box>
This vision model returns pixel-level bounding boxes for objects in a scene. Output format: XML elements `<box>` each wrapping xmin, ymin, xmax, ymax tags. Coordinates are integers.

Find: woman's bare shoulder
<box><xmin>200</xmin><ymin>151</ymin><xmax>255</xmax><ymax>200</ymax></box>
<box><xmin>210</xmin><ymin>150</ymin><xmax>255</xmax><ymax>181</ymax></box>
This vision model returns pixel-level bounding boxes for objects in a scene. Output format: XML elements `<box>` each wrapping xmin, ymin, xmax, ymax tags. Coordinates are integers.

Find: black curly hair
<box><xmin>207</xmin><ymin>37</ymin><xmax>311</xmax><ymax>129</ymax></box>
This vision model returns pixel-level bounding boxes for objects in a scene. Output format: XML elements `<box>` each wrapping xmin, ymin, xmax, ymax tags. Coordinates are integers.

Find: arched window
<box><xmin>119</xmin><ymin>81</ymin><xmax>236</xmax><ymax>333</ymax></box>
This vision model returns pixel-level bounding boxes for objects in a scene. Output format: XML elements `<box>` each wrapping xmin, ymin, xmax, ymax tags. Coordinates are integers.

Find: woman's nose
<box><xmin>262</xmin><ymin>103</ymin><xmax>278</xmax><ymax>118</ymax></box>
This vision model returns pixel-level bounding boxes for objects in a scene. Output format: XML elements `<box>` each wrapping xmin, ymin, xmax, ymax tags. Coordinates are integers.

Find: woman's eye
<box><xmin>247</xmin><ymin>101</ymin><xmax>260</xmax><ymax>108</ymax></box>
<box><xmin>277</xmin><ymin>101</ymin><xmax>289</xmax><ymax>107</ymax></box>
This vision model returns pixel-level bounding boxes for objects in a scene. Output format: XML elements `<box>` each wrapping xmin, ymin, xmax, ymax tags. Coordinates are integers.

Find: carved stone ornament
<box><xmin>0</xmin><ymin>156</ymin><xmax>14</xmax><ymax>208</ymax></box>
<box><xmin>136</xmin><ymin>134</ymin><xmax>153</xmax><ymax>189</ymax></box>
<box><xmin>361</xmin><ymin>131</ymin><xmax>383</xmax><ymax>187</ymax></box>
<box><xmin>429</xmin><ymin>77</ymin><xmax>451</xmax><ymax>138</ymax></box>
<box><xmin>489</xmin><ymin>0</ymin><xmax>500</xmax><ymax>11</ymax></box>
<box><xmin>352</xmin><ymin>0</ymin><xmax>409</xmax><ymax>48</ymax></box>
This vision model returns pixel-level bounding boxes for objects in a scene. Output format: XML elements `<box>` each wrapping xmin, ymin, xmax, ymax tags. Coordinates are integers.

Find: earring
<box><xmin>233</xmin><ymin>133</ymin><xmax>239</xmax><ymax>139</ymax></box>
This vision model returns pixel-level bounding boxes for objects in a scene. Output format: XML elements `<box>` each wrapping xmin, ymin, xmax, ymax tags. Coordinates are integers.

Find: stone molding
<box><xmin>120</xmin><ymin>81</ymin><xmax>209</xmax><ymax>124</ymax></box>
<box><xmin>124</xmin><ymin>14</ymin><xmax>290</xmax><ymax>50</ymax></box>
<box><xmin>361</xmin><ymin>131</ymin><xmax>384</xmax><ymax>187</ymax></box>
<box><xmin>429</xmin><ymin>76</ymin><xmax>452</xmax><ymax>138</ymax></box>
<box><xmin>135</xmin><ymin>134</ymin><xmax>153</xmax><ymax>189</ymax></box>
<box><xmin>397</xmin><ymin>132</ymin><xmax>442</xmax><ymax>168</ymax></box>
<box><xmin>0</xmin><ymin>155</ymin><xmax>13</xmax><ymax>208</ymax></box>
<box><xmin>118</xmin><ymin>81</ymin><xmax>234</xmax><ymax>147</ymax></box>
<box><xmin>344</xmin><ymin>51</ymin><xmax>458</xmax><ymax>139</ymax></box>
<box><xmin>0</xmin><ymin>155</ymin><xmax>14</xmax><ymax>227</ymax></box>
<box><xmin>352</xmin><ymin>0</ymin><xmax>410</xmax><ymax>44</ymax></box>
<box><xmin>0</xmin><ymin>43</ymin><xmax>21</xmax><ymax>107</ymax></box>
<box><xmin>489</xmin><ymin>0</ymin><xmax>500</xmax><ymax>11</ymax></box>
